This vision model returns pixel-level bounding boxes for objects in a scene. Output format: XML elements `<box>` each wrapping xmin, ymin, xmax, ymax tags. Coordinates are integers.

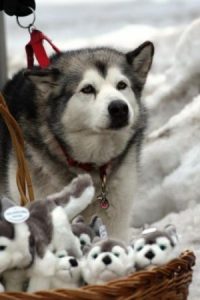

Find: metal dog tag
<box><xmin>97</xmin><ymin>193</ymin><xmax>109</xmax><ymax>209</ymax></box>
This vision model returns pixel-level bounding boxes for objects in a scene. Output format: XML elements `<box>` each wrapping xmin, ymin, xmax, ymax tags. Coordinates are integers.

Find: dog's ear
<box><xmin>164</xmin><ymin>224</ymin><xmax>179</xmax><ymax>246</ymax></box>
<box><xmin>24</xmin><ymin>68</ymin><xmax>61</xmax><ymax>94</ymax></box>
<box><xmin>89</xmin><ymin>215</ymin><xmax>101</xmax><ymax>236</ymax></box>
<box><xmin>126</xmin><ymin>41</ymin><xmax>154</xmax><ymax>87</ymax></box>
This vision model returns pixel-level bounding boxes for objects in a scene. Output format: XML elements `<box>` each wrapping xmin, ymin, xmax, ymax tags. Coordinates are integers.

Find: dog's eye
<box><xmin>136</xmin><ymin>246</ymin><xmax>143</xmax><ymax>252</ymax></box>
<box><xmin>0</xmin><ymin>246</ymin><xmax>6</xmax><ymax>251</ymax></box>
<box><xmin>113</xmin><ymin>252</ymin><xmax>120</xmax><ymax>257</ymax></box>
<box><xmin>92</xmin><ymin>253</ymin><xmax>98</xmax><ymax>259</ymax></box>
<box><xmin>117</xmin><ymin>81</ymin><xmax>127</xmax><ymax>90</ymax></box>
<box><xmin>159</xmin><ymin>245</ymin><xmax>167</xmax><ymax>251</ymax></box>
<box><xmin>58</xmin><ymin>254</ymin><xmax>66</xmax><ymax>258</ymax></box>
<box><xmin>81</xmin><ymin>84</ymin><xmax>95</xmax><ymax>94</ymax></box>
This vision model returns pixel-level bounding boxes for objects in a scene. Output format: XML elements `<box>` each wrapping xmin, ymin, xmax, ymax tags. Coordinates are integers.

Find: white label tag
<box><xmin>142</xmin><ymin>228</ymin><xmax>157</xmax><ymax>235</ymax></box>
<box><xmin>99</xmin><ymin>225</ymin><xmax>108</xmax><ymax>239</ymax></box>
<box><xmin>4</xmin><ymin>206</ymin><xmax>30</xmax><ymax>224</ymax></box>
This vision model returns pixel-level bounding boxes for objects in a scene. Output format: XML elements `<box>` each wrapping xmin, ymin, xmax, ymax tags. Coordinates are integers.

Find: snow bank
<box><xmin>131</xmin><ymin>20</ymin><xmax>200</xmax><ymax>299</ymax></box>
<box><xmin>132</xmin><ymin>18</ymin><xmax>200</xmax><ymax>227</ymax></box>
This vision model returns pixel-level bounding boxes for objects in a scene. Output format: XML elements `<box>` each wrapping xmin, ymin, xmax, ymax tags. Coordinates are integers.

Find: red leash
<box><xmin>25</xmin><ymin>29</ymin><xmax>61</xmax><ymax>69</ymax></box>
<box><xmin>16</xmin><ymin>8</ymin><xmax>61</xmax><ymax>69</ymax></box>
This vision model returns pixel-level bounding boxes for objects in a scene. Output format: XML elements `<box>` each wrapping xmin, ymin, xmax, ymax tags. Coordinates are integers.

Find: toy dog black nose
<box><xmin>69</xmin><ymin>258</ymin><xmax>78</xmax><ymax>267</ymax></box>
<box><xmin>108</xmin><ymin>100</ymin><xmax>129</xmax><ymax>129</ymax></box>
<box><xmin>102</xmin><ymin>255</ymin><xmax>112</xmax><ymax>265</ymax></box>
<box><xmin>145</xmin><ymin>250</ymin><xmax>155</xmax><ymax>260</ymax></box>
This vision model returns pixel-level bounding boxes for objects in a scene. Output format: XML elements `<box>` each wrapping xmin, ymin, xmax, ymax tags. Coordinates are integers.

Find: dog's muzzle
<box><xmin>108</xmin><ymin>100</ymin><xmax>129</xmax><ymax>129</ymax></box>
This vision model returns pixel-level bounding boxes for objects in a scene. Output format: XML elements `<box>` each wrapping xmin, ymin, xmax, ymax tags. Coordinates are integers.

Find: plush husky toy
<box><xmin>81</xmin><ymin>239</ymin><xmax>135</xmax><ymax>285</ymax></box>
<box><xmin>49</xmin><ymin>250</ymin><xmax>82</xmax><ymax>289</ymax></box>
<box><xmin>0</xmin><ymin>174</ymin><xmax>94</xmax><ymax>292</ymax></box>
<box><xmin>131</xmin><ymin>225</ymin><xmax>178</xmax><ymax>270</ymax></box>
<box><xmin>71</xmin><ymin>215</ymin><xmax>100</xmax><ymax>251</ymax></box>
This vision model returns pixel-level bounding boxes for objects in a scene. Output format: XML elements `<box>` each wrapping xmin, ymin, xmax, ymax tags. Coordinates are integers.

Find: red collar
<box><xmin>60</xmin><ymin>144</ymin><xmax>111</xmax><ymax>178</ymax></box>
<box><xmin>57</xmin><ymin>142</ymin><xmax>111</xmax><ymax>209</ymax></box>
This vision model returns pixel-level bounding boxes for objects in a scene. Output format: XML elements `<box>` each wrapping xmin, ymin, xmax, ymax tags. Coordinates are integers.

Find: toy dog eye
<box><xmin>0</xmin><ymin>246</ymin><xmax>6</xmax><ymax>251</ymax></box>
<box><xmin>136</xmin><ymin>246</ymin><xmax>143</xmax><ymax>252</ymax></box>
<box><xmin>58</xmin><ymin>254</ymin><xmax>66</xmax><ymax>258</ymax></box>
<box><xmin>117</xmin><ymin>81</ymin><xmax>127</xmax><ymax>90</ymax></box>
<box><xmin>58</xmin><ymin>255</ymin><xmax>65</xmax><ymax>258</ymax></box>
<box><xmin>114</xmin><ymin>252</ymin><xmax>120</xmax><ymax>257</ymax></box>
<box><xmin>92</xmin><ymin>253</ymin><xmax>98</xmax><ymax>259</ymax></box>
<box><xmin>159</xmin><ymin>245</ymin><xmax>167</xmax><ymax>251</ymax></box>
<box><xmin>80</xmin><ymin>240</ymin><xmax>86</xmax><ymax>246</ymax></box>
<box><xmin>81</xmin><ymin>84</ymin><xmax>96</xmax><ymax>94</ymax></box>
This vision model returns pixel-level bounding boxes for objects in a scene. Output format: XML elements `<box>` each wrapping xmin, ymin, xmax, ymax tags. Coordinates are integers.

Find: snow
<box><xmin>131</xmin><ymin>18</ymin><xmax>200</xmax><ymax>299</ymax></box>
<box><xmin>3</xmin><ymin>1</ymin><xmax>200</xmax><ymax>298</ymax></box>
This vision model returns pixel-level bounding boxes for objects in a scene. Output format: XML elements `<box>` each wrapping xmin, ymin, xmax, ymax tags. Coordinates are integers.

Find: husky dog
<box><xmin>0</xmin><ymin>42</ymin><xmax>154</xmax><ymax>241</ymax></box>
<box><xmin>131</xmin><ymin>225</ymin><xmax>178</xmax><ymax>270</ymax></box>
<box><xmin>0</xmin><ymin>174</ymin><xmax>94</xmax><ymax>292</ymax></box>
<box><xmin>81</xmin><ymin>238</ymin><xmax>135</xmax><ymax>285</ymax></box>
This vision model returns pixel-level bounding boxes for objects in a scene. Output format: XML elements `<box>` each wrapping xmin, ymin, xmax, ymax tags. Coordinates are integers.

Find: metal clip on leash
<box><xmin>16</xmin><ymin>7</ymin><xmax>36</xmax><ymax>34</ymax></box>
<box><xmin>16</xmin><ymin>7</ymin><xmax>60</xmax><ymax>69</ymax></box>
<box><xmin>97</xmin><ymin>172</ymin><xmax>110</xmax><ymax>209</ymax></box>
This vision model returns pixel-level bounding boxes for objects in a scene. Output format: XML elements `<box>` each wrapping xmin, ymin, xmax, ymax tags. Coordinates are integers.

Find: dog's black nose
<box><xmin>145</xmin><ymin>250</ymin><xmax>155</xmax><ymax>260</ymax></box>
<box><xmin>108</xmin><ymin>100</ymin><xmax>129</xmax><ymax>129</ymax></box>
<box><xmin>102</xmin><ymin>255</ymin><xmax>112</xmax><ymax>265</ymax></box>
<box><xmin>69</xmin><ymin>258</ymin><xmax>78</xmax><ymax>267</ymax></box>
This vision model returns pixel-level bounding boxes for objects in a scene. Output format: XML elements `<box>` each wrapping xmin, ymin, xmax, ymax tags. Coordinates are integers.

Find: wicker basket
<box><xmin>0</xmin><ymin>250</ymin><xmax>195</xmax><ymax>300</ymax></box>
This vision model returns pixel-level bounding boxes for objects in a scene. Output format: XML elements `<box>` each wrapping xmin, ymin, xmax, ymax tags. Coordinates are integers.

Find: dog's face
<box><xmin>132</xmin><ymin>227</ymin><xmax>178</xmax><ymax>270</ymax></box>
<box><xmin>81</xmin><ymin>239</ymin><xmax>134</xmax><ymax>284</ymax></box>
<box><xmin>61</xmin><ymin>67</ymin><xmax>135</xmax><ymax>132</ymax></box>
<box><xmin>54</xmin><ymin>250</ymin><xmax>81</xmax><ymax>287</ymax></box>
<box><xmin>26</xmin><ymin>42</ymin><xmax>154</xmax><ymax>164</ymax></box>
<box><xmin>133</xmin><ymin>236</ymin><xmax>174</xmax><ymax>269</ymax></box>
<box><xmin>0</xmin><ymin>221</ymin><xmax>32</xmax><ymax>273</ymax></box>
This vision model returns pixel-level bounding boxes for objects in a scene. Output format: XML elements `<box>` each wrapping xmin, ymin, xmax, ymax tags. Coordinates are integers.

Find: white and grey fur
<box><xmin>49</xmin><ymin>250</ymin><xmax>82</xmax><ymax>289</ymax></box>
<box><xmin>132</xmin><ymin>225</ymin><xmax>178</xmax><ymax>270</ymax></box>
<box><xmin>0</xmin><ymin>42</ymin><xmax>154</xmax><ymax>241</ymax></box>
<box><xmin>0</xmin><ymin>174</ymin><xmax>94</xmax><ymax>292</ymax></box>
<box><xmin>81</xmin><ymin>238</ymin><xmax>135</xmax><ymax>285</ymax></box>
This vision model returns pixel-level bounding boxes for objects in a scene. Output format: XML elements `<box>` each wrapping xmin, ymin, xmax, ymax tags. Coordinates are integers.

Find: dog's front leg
<box><xmin>106</xmin><ymin>153</ymin><xmax>138</xmax><ymax>242</ymax></box>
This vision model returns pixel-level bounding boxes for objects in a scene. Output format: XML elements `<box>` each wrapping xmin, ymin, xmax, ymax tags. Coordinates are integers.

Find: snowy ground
<box><xmin>3</xmin><ymin>0</ymin><xmax>200</xmax><ymax>298</ymax></box>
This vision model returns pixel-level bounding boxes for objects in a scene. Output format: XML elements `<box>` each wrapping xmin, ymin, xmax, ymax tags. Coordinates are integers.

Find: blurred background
<box><xmin>3</xmin><ymin>0</ymin><xmax>200</xmax><ymax>74</ymax></box>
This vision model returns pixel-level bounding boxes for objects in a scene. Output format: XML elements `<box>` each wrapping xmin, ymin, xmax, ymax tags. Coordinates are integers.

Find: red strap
<box><xmin>25</xmin><ymin>29</ymin><xmax>60</xmax><ymax>68</ymax></box>
<box><xmin>59</xmin><ymin>142</ymin><xmax>111</xmax><ymax>174</ymax></box>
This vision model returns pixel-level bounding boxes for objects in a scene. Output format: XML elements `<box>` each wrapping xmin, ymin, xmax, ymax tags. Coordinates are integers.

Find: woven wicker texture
<box><xmin>0</xmin><ymin>92</ymin><xmax>34</xmax><ymax>205</ymax></box>
<box><xmin>0</xmin><ymin>250</ymin><xmax>195</xmax><ymax>300</ymax></box>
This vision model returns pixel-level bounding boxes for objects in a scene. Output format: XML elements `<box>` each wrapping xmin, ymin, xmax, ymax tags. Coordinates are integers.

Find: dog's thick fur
<box><xmin>0</xmin><ymin>42</ymin><xmax>154</xmax><ymax>241</ymax></box>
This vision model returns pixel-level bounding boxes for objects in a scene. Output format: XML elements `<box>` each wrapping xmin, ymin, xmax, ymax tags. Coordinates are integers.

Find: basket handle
<box><xmin>0</xmin><ymin>92</ymin><xmax>34</xmax><ymax>205</ymax></box>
